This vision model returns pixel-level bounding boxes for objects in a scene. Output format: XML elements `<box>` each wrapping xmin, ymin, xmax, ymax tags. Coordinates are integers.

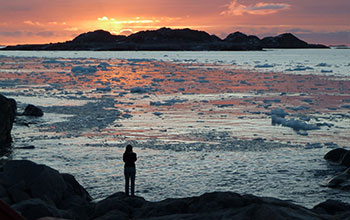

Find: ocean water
<box><xmin>0</xmin><ymin>49</ymin><xmax>350</xmax><ymax>207</ymax></box>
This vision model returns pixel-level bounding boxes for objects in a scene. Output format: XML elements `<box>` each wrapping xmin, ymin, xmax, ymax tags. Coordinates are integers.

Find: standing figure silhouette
<box><xmin>123</xmin><ymin>144</ymin><xmax>137</xmax><ymax>196</ymax></box>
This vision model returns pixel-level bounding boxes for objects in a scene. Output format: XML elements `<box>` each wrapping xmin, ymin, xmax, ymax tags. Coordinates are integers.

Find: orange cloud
<box><xmin>221</xmin><ymin>0</ymin><xmax>291</xmax><ymax>16</ymax></box>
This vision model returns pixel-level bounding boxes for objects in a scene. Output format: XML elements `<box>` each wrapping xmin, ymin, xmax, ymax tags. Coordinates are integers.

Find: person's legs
<box><xmin>130</xmin><ymin>171</ymin><xmax>136</xmax><ymax>196</ymax></box>
<box><xmin>124</xmin><ymin>170</ymin><xmax>130</xmax><ymax>195</ymax></box>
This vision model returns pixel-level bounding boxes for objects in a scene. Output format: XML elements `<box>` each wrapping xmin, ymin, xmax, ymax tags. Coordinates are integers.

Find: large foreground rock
<box><xmin>0</xmin><ymin>94</ymin><xmax>16</xmax><ymax>152</ymax></box>
<box><xmin>2</xmin><ymin>160</ymin><xmax>350</xmax><ymax>220</ymax></box>
<box><xmin>93</xmin><ymin>191</ymin><xmax>350</xmax><ymax>220</ymax></box>
<box><xmin>0</xmin><ymin>160</ymin><xmax>93</xmax><ymax>220</ymax></box>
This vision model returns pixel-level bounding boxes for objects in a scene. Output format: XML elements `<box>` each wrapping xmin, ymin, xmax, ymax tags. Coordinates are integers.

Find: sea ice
<box><xmin>96</xmin><ymin>87</ymin><xmax>112</xmax><ymax>92</ymax></box>
<box><xmin>150</xmin><ymin>98</ymin><xmax>188</xmax><ymax>106</ymax></box>
<box><xmin>153</xmin><ymin>112</ymin><xmax>163</xmax><ymax>116</ymax></box>
<box><xmin>316</xmin><ymin>63</ymin><xmax>331</xmax><ymax>67</ymax></box>
<box><xmin>122</xmin><ymin>113</ymin><xmax>133</xmax><ymax>118</ymax></box>
<box><xmin>301</xmin><ymin>99</ymin><xmax>313</xmax><ymax>103</ymax></box>
<box><xmin>272</xmin><ymin>115</ymin><xmax>319</xmax><ymax>131</ymax></box>
<box><xmin>305</xmin><ymin>143</ymin><xmax>323</xmax><ymax>149</ymax></box>
<box><xmin>269</xmin><ymin>109</ymin><xmax>289</xmax><ymax>117</ymax></box>
<box><xmin>42</xmin><ymin>59</ymin><xmax>65</xmax><ymax>64</ymax></box>
<box><xmin>130</xmin><ymin>86</ymin><xmax>149</xmax><ymax>93</ymax></box>
<box><xmin>214</xmin><ymin>104</ymin><xmax>234</xmax><ymax>108</ymax></box>
<box><xmin>321</xmin><ymin>70</ymin><xmax>333</xmax><ymax>73</ymax></box>
<box><xmin>254</xmin><ymin>64</ymin><xmax>275</xmax><ymax>68</ymax></box>
<box><xmin>152</xmin><ymin>78</ymin><xmax>164</xmax><ymax>82</ymax></box>
<box><xmin>97</xmin><ymin>62</ymin><xmax>111</xmax><ymax>71</ymax></box>
<box><xmin>285</xmin><ymin>66</ymin><xmax>314</xmax><ymax>71</ymax></box>
<box><xmin>172</xmin><ymin>78</ymin><xmax>186</xmax><ymax>83</ymax></box>
<box><xmin>286</xmin><ymin>106</ymin><xmax>310</xmax><ymax>111</ymax></box>
<box><xmin>263</xmin><ymin>99</ymin><xmax>281</xmax><ymax>104</ymax></box>
<box><xmin>71</xmin><ymin>66</ymin><xmax>98</xmax><ymax>75</ymax></box>
<box><xmin>198</xmin><ymin>79</ymin><xmax>210</xmax><ymax>83</ymax></box>
<box><xmin>341</xmin><ymin>105</ymin><xmax>350</xmax><ymax>109</ymax></box>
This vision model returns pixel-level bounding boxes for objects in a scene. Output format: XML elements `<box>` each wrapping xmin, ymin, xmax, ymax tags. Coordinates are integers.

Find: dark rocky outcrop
<box><xmin>313</xmin><ymin>199</ymin><xmax>350</xmax><ymax>215</ymax></box>
<box><xmin>340</xmin><ymin>151</ymin><xmax>350</xmax><ymax>167</ymax></box>
<box><xmin>0</xmin><ymin>94</ymin><xmax>16</xmax><ymax>153</ymax></box>
<box><xmin>1</xmin><ymin>28</ymin><xmax>328</xmax><ymax>51</ymax></box>
<box><xmin>23</xmin><ymin>104</ymin><xmax>44</xmax><ymax>117</ymax></box>
<box><xmin>324</xmin><ymin>148</ymin><xmax>350</xmax><ymax>167</ymax></box>
<box><xmin>224</xmin><ymin>31</ymin><xmax>262</xmax><ymax>50</ymax></box>
<box><xmin>126</xmin><ymin>27</ymin><xmax>219</xmax><ymax>44</ymax></box>
<box><xmin>2</xmin><ymin>160</ymin><xmax>349</xmax><ymax>220</ymax></box>
<box><xmin>0</xmin><ymin>160</ymin><xmax>93</xmax><ymax>220</ymax></box>
<box><xmin>324</xmin><ymin>148</ymin><xmax>348</xmax><ymax>163</ymax></box>
<box><xmin>261</xmin><ymin>33</ymin><xmax>328</xmax><ymax>49</ymax></box>
<box><xmin>72</xmin><ymin>30</ymin><xmax>126</xmax><ymax>44</ymax></box>
<box><xmin>323</xmin><ymin>149</ymin><xmax>350</xmax><ymax>191</ymax></box>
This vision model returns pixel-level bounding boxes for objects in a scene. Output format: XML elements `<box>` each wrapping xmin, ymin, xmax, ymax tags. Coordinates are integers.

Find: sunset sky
<box><xmin>0</xmin><ymin>0</ymin><xmax>349</xmax><ymax>46</ymax></box>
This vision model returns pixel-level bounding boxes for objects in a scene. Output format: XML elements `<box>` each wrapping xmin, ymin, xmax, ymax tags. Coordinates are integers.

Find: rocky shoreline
<box><xmin>0</xmin><ymin>160</ymin><xmax>348</xmax><ymax>220</ymax></box>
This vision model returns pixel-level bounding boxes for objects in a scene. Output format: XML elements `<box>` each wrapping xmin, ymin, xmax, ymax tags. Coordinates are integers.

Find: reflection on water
<box><xmin>0</xmin><ymin>54</ymin><xmax>349</xmax><ymax>207</ymax></box>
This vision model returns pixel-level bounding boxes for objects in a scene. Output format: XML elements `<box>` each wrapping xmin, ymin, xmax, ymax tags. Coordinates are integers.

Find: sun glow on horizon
<box><xmin>94</xmin><ymin>16</ymin><xmax>160</xmax><ymax>35</ymax></box>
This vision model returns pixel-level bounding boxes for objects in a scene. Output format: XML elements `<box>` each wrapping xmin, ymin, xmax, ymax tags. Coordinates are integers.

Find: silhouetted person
<box><xmin>123</xmin><ymin>144</ymin><xmax>137</xmax><ymax>196</ymax></box>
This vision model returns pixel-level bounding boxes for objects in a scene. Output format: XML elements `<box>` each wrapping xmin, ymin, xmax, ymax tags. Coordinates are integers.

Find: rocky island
<box><xmin>1</xmin><ymin>28</ymin><xmax>328</xmax><ymax>51</ymax></box>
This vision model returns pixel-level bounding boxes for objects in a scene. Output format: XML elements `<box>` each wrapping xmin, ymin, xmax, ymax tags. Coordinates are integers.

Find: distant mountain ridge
<box><xmin>1</xmin><ymin>27</ymin><xmax>328</xmax><ymax>51</ymax></box>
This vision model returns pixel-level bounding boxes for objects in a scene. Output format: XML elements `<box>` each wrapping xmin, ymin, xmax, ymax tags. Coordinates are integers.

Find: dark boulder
<box><xmin>58</xmin><ymin>195</ymin><xmax>94</xmax><ymax>220</ymax></box>
<box><xmin>61</xmin><ymin>173</ymin><xmax>92</xmax><ymax>201</ymax></box>
<box><xmin>313</xmin><ymin>199</ymin><xmax>350</xmax><ymax>215</ymax></box>
<box><xmin>11</xmin><ymin>198</ymin><xmax>71</xmax><ymax>220</ymax></box>
<box><xmin>2</xmin><ymin>160</ymin><xmax>67</xmax><ymax>205</ymax></box>
<box><xmin>133</xmin><ymin>192</ymin><xmax>324</xmax><ymax>220</ymax></box>
<box><xmin>323</xmin><ymin>168</ymin><xmax>350</xmax><ymax>188</ymax></box>
<box><xmin>324</xmin><ymin>148</ymin><xmax>348</xmax><ymax>163</ymax></box>
<box><xmin>0</xmin><ymin>160</ymin><xmax>94</xmax><ymax>219</ymax></box>
<box><xmin>0</xmin><ymin>94</ymin><xmax>16</xmax><ymax>150</ymax></box>
<box><xmin>94</xmin><ymin>192</ymin><xmax>146</xmax><ymax>219</ymax></box>
<box><xmin>340</xmin><ymin>151</ymin><xmax>350</xmax><ymax>167</ymax></box>
<box><xmin>23</xmin><ymin>104</ymin><xmax>44</xmax><ymax>117</ymax></box>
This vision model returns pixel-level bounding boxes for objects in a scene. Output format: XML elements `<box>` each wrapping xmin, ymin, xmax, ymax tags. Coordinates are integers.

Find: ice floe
<box><xmin>272</xmin><ymin>115</ymin><xmax>319</xmax><ymax>131</ymax></box>
<box><xmin>285</xmin><ymin>66</ymin><xmax>314</xmax><ymax>71</ymax></box>
<box><xmin>286</xmin><ymin>106</ymin><xmax>310</xmax><ymax>111</ymax></box>
<box><xmin>269</xmin><ymin>109</ymin><xmax>289</xmax><ymax>117</ymax></box>
<box><xmin>254</xmin><ymin>64</ymin><xmax>275</xmax><ymax>68</ymax></box>
<box><xmin>71</xmin><ymin>66</ymin><xmax>98</xmax><ymax>75</ymax></box>
<box><xmin>130</xmin><ymin>86</ymin><xmax>150</xmax><ymax>93</ymax></box>
<box><xmin>97</xmin><ymin>62</ymin><xmax>111</xmax><ymax>71</ymax></box>
<box><xmin>150</xmin><ymin>98</ymin><xmax>188</xmax><ymax>106</ymax></box>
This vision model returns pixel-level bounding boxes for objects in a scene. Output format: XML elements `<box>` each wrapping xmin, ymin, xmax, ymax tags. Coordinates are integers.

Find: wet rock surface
<box><xmin>323</xmin><ymin>149</ymin><xmax>350</xmax><ymax>190</ymax></box>
<box><xmin>23</xmin><ymin>104</ymin><xmax>44</xmax><ymax>117</ymax></box>
<box><xmin>0</xmin><ymin>160</ymin><xmax>92</xmax><ymax>220</ymax></box>
<box><xmin>1</xmin><ymin>160</ymin><xmax>350</xmax><ymax>220</ymax></box>
<box><xmin>0</xmin><ymin>94</ymin><xmax>16</xmax><ymax>153</ymax></box>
